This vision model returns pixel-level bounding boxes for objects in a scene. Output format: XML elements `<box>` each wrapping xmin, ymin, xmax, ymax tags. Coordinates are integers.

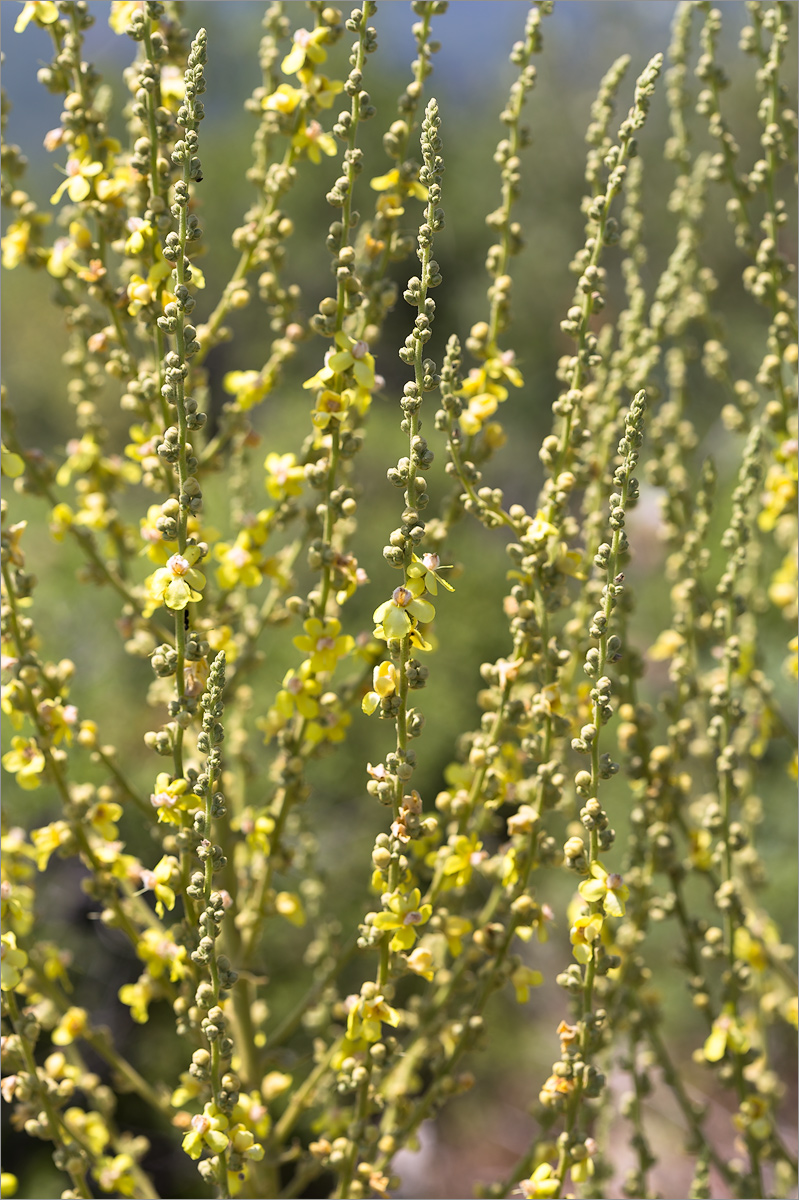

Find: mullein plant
<box><xmin>1</xmin><ymin>2</ymin><xmax>797</xmax><ymax>1199</ymax></box>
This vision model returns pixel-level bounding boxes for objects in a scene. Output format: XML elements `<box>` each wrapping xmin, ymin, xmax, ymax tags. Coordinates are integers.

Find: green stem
<box><xmin>272</xmin><ymin>1039</ymin><xmax>340</xmax><ymax>1145</ymax></box>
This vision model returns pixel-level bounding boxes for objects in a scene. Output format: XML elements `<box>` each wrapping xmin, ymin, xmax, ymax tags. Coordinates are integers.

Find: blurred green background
<box><xmin>2</xmin><ymin>3</ymin><xmax>796</xmax><ymax>1197</ymax></box>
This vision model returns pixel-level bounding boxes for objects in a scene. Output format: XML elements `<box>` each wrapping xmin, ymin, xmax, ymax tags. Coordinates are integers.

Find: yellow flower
<box><xmin>108</xmin><ymin>1</ymin><xmax>143</xmax><ymax>34</ymax></box>
<box><xmin>0</xmin><ymin>877</ymin><xmax>34</xmax><ymax>935</ymax></box>
<box><xmin>149</xmin><ymin>773</ymin><xmax>201</xmax><ymax>825</ymax></box>
<box><xmin>125</xmin><ymin>274</ymin><xmax>154</xmax><ymax>316</ymax></box>
<box><xmin>1</xmin><ymin>445</ymin><xmax>24</xmax><ymax>479</ymax></box>
<box><xmin>569</xmin><ymin>911</ymin><xmax>604</xmax><ymax>963</ymax></box>
<box><xmin>439</xmin><ymin>833</ymin><xmax>483</xmax><ymax>891</ymax></box>
<box><xmin>443</xmin><ymin>914</ymin><xmax>472</xmax><ymax>957</ymax></box>
<box><xmin>539</xmin><ymin>1072</ymin><xmax>575</xmax><ymax>1106</ymax></box>
<box><xmin>758</xmin><ymin>461</ymin><xmax>797</xmax><ymax>532</ymax></box>
<box><xmin>208</xmin><ymin>624</ymin><xmax>239</xmax><ymax>664</ymax></box>
<box><xmin>518</xmin><ymin>1163</ymin><xmax>560</xmax><ymax>1199</ymax></box>
<box><xmin>275</xmin><ymin>891</ymin><xmax>306</xmax><ymax>927</ymax></box>
<box><xmin>311</xmin><ymin>388</ymin><xmax>350</xmax><ymax>430</ymax></box>
<box><xmin>30</xmin><ymin>821</ymin><xmax>71</xmax><ymax>871</ymax></box>
<box><xmin>570</xmin><ymin>1151</ymin><xmax>596</xmax><ymax>1185</ymax></box>
<box><xmin>118</xmin><ymin>976</ymin><xmax>154</xmax><ymax>1023</ymax></box>
<box><xmin>63</xmin><ymin>1108</ymin><xmax>110</xmax><ymax>1156</ymax></box>
<box><xmin>460</xmin><ymin>392</ymin><xmax>499</xmax><ymax>436</ymax></box>
<box><xmin>122</xmin><ymin>217</ymin><xmax>155</xmax><ymax>256</ymax></box>
<box><xmin>171</xmin><ymin>1070</ymin><xmax>203</xmax><ymax>1108</ymax></box>
<box><xmin>145</xmin><ymin>545</ymin><xmax>206</xmax><ymax>613</ymax></box>
<box><xmin>346</xmin><ymin>992</ymin><xmax>400</xmax><ymax>1043</ymax></box>
<box><xmin>687</xmin><ymin>828</ymin><xmax>714</xmax><ymax>872</ymax></box>
<box><xmin>372</xmin><ymin>888</ymin><xmax>432</xmax><ymax>951</ymax></box>
<box><xmin>577</xmin><ymin>861</ymin><xmax>629</xmax><ymax>917</ymax></box>
<box><xmin>73</xmin><ymin>491</ymin><xmax>112</xmax><ymax>532</ymax></box>
<box><xmin>769</xmin><ymin>554</ymin><xmax>797</xmax><ymax>616</ymax></box>
<box><xmin>292</xmin><ymin>120</ymin><xmax>337</xmax><ymax>163</ymax></box>
<box><xmin>527</xmin><ymin>511</ymin><xmax>558</xmax><ymax>542</ymax></box>
<box><xmin>51</xmin><ymin>1006</ymin><xmax>89</xmax><ymax>1046</ymax></box>
<box><xmin>46</xmin><ymin>230</ymin><xmax>83</xmax><ymax>277</ymax></box>
<box><xmin>648</xmin><ymin>629</ymin><xmax>685</xmax><ymax>661</ymax></box>
<box><xmin>131</xmin><ymin>256</ymin><xmax>175</xmax><ymax>314</ymax></box>
<box><xmin>159</xmin><ymin>65</ymin><xmax>185</xmax><ymax>109</ymax></box>
<box><xmin>305</xmin><ymin>694</ymin><xmax>351</xmax><ymax>745</ymax></box>
<box><xmin>2</xmin><ymin>224</ymin><xmax>30</xmax><ymax>270</ymax></box>
<box><xmin>703</xmin><ymin>1007</ymin><xmax>750</xmax><ymax>1062</ymax></box>
<box><xmin>507</xmin><ymin>803</ymin><xmax>538</xmax><ymax>837</ymax></box>
<box><xmin>362</xmin><ymin>660</ymin><xmax>398</xmax><ymax>715</ymax></box>
<box><xmin>237</xmin><ymin>810</ymin><xmax>275</xmax><ymax>856</ymax></box>
<box><xmin>786</xmin><ymin>635</ymin><xmax>799</xmax><ymax>679</ymax></box>
<box><xmin>482</xmin><ymin>421</ymin><xmax>506</xmax><ymax>450</ymax></box>
<box><xmin>214</xmin><ymin>533</ymin><xmax>263</xmax><ymax>590</ymax></box>
<box><xmin>223</xmin><ymin>369</ymin><xmax>270</xmax><ymax>411</ymax></box>
<box><xmin>1</xmin><ymin>681</ymin><xmax>26</xmax><ymax>732</ymax></box>
<box><xmin>37</xmin><ymin>943</ymin><xmax>70</xmax><ymax>989</ymax></box>
<box><xmin>333</xmin><ymin>550</ymin><xmax>368</xmax><ymax>604</ymax></box>
<box><xmin>231</xmin><ymin>1089</ymin><xmax>272</xmax><ymax>1136</ymax></box>
<box><xmin>14</xmin><ymin>1</ymin><xmax>58</xmax><ymax>32</ymax></box>
<box><xmin>373</xmin><ymin>193</ymin><xmax>404</xmax><ymax>222</ymax></box>
<box><xmin>1</xmin><ymin>933</ymin><xmax>28</xmax><ymax>991</ymax></box>
<box><xmin>263</xmin><ymin>83</ymin><xmax>304</xmax><ymax>113</ymax></box>
<box><xmin>51</xmin><ymin>154</ymin><xmax>104</xmax><ymax>205</ymax></box>
<box><xmin>326</xmin><ymin>330</ymin><xmax>377</xmax><ymax>390</ymax></box>
<box><xmin>136</xmin><ymin>503</ymin><xmax>166</xmax><ymax>561</ymax></box>
<box><xmin>47</xmin><ymin>503</ymin><xmax>74</xmax><ymax>542</ymax></box>
<box><xmin>293</xmin><ymin>616</ymin><xmax>354</xmax><ymax>673</ymax></box>
<box><xmin>373</xmin><ymin>578</ymin><xmax>435</xmax><ymax>641</ymax></box>
<box><xmin>281</xmin><ymin>27</ymin><xmax>329</xmax><ymax>77</ymax></box>
<box><xmin>734</xmin><ymin>924</ymin><xmax>778</xmax><ymax>974</ymax></box>
<box><xmin>274</xmin><ymin>664</ymin><xmax>321</xmax><ymax>721</ymax></box>
<box><xmin>229</xmin><ymin>1123</ymin><xmax>265</xmax><ymax>1160</ymax></box>
<box><xmin>96</xmin><ymin>163</ymin><xmax>138</xmax><ymax>203</ymax></box>
<box><xmin>75</xmin><ymin>258</ymin><xmax>107</xmax><ymax>285</ymax></box>
<box><xmin>126</xmin><ymin>429</ymin><xmax>162</xmax><ymax>484</ymax></box>
<box><xmin>501</xmin><ymin>845</ymin><xmax>521</xmax><ymax>888</ymax></box>
<box><xmin>406</xmin><ymin>552</ymin><xmax>454</xmax><ymax>596</ymax></box>
<box><xmin>511</xmin><ymin>964</ymin><xmax>544</xmax><ymax>1003</ymax></box>
<box><xmin>2</xmin><ymin>520</ymin><xmax>27</xmax><ymax>569</ymax></box>
<box><xmin>38</xmin><ymin>699</ymin><xmax>77</xmax><ymax>745</ymax></box>
<box><xmin>136</xmin><ymin>928</ymin><xmax>188</xmax><ymax>982</ymax></box>
<box><xmin>139</xmin><ymin>856</ymin><xmax>178</xmax><ymax>917</ymax></box>
<box><xmin>734</xmin><ymin>1096</ymin><xmax>772</xmax><ymax>1142</ymax></box>
<box><xmin>265</xmin><ymin>451</ymin><xmax>305</xmax><ymax>500</ymax></box>
<box><xmin>1</xmin><ymin>216</ymin><xmax>48</xmax><ymax>269</ymax></box>
<box><xmin>306</xmin><ymin>74</ymin><xmax>345</xmax><ymax>109</ymax></box>
<box><xmin>182</xmin><ymin>1103</ymin><xmax>230</xmax><ymax>1160</ymax></box>
<box><xmin>87</xmin><ymin>801</ymin><xmax>122</xmax><ymax>841</ymax></box>
<box><xmin>370</xmin><ymin>167</ymin><xmax>428</xmax><ymax>206</ymax></box>
<box><xmin>2</xmin><ymin>737</ymin><xmax>46</xmax><ymax>790</ymax></box>
<box><xmin>95</xmin><ymin>1154</ymin><xmax>137</xmax><ymax>1198</ymax></box>
<box><xmin>461</xmin><ymin>352</ymin><xmax>524</xmax><ymax>397</ymax></box>
<box><xmin>1</xmin><ymin>1173</ymin><xmax>18</xmax><ymax>1198</ymax></box>
<box><xmin>405</xmin><ymin>946</ymin><xmax>434</xmax><ymax>980</ymax></box>
<box><xmin>261</xmin><ymin>1072</ymin><xmax>292</xmax><ymax>1102</ymax></box>
<box><xmin>303</xmin><ymin>356</ymin><xmax>337</xmax><ymax>391</ymax></box>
